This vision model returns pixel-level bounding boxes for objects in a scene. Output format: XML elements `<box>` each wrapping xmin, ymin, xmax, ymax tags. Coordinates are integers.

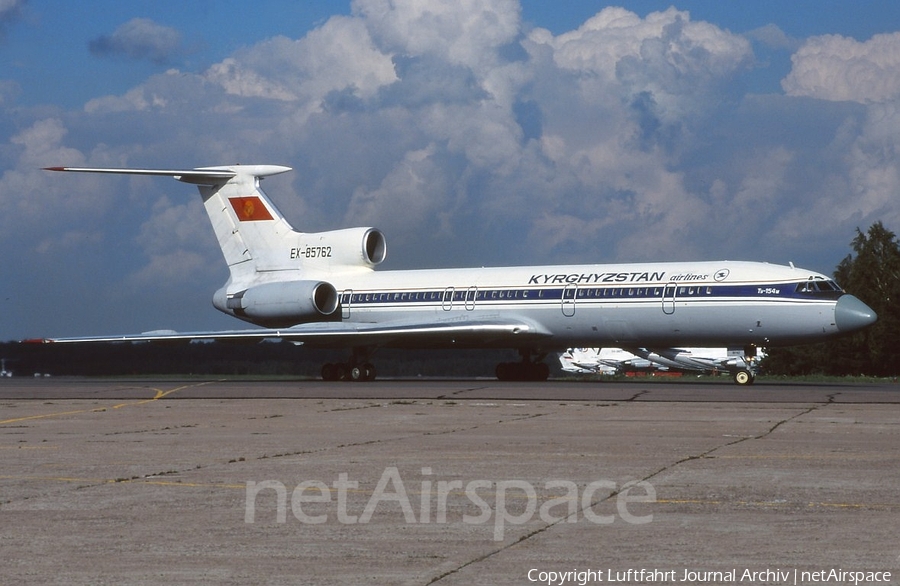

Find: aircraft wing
<box><xmin>25</xmin><ymin>316</ymin><xmax>552</xmax><ymax>349</ymax></box>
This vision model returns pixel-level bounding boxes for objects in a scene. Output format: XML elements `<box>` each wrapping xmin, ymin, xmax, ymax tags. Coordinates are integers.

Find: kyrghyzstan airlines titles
<box><xmin>527</xmin><ymin>272</ymin><xmax>711</xmax><ymax>285</ymax></box>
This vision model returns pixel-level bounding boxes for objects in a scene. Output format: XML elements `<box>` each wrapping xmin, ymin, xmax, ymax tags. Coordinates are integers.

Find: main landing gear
<box><xmin>321</xmin><ymin>348</ymin><xmax>376</xmax><ymax>382</ymax></box>
<box><xmin>320</xmin><ymin>348</ymin><xmax>552</xmax><ymax>383</ymax></box>
<box><xmin>321</xmin><ymin>361</ymin><xmax>376</xmax><ymax>381</ymax></box>
<box><xmin>495</xmin><ymin>350</ymin><xmax>550</xmax><ymax>381</ymax></box>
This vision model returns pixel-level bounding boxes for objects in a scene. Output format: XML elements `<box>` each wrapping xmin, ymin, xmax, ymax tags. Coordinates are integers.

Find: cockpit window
<box><xmin>795</xmin><ymin>279</ymin><xmax>843</xmax><ymax>296</ymax></box>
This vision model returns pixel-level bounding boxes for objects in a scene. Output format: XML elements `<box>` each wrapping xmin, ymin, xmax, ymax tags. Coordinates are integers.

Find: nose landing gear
<box><xmin>732</xmin><ymin>345</ymin><xmax>760</xmax><ymax>385</ymax></box>
<box><xmin>733</xmin><ymin>369</ymin><xmax>755</xmax><ymax>385</ymax></box>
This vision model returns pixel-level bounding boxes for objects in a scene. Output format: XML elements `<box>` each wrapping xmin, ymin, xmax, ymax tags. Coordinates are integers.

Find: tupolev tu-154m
<box><xmin>29</xmin><ymin>164</ymin><xmax>877</xmax><ymax>384</ymax></box>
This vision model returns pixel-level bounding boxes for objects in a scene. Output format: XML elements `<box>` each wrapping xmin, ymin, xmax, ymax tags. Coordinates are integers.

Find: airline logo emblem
<box><xmin>229</xmin><ymin>196</ymin><xmax>274</xmax><ymax>221</ymax></box>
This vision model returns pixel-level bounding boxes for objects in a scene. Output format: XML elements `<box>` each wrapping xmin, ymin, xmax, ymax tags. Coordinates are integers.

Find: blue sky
<box><xmin>3</xmin><ymin>0</ymin><xmax>900</xmax><ymax>340</ymax></box>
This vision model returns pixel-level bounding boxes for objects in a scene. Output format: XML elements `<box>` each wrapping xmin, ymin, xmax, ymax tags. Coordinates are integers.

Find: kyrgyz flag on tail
<box><xmin>229</xmin><ymin>196</ymin><xmax>274</xmax><ymax>221</ymax></box>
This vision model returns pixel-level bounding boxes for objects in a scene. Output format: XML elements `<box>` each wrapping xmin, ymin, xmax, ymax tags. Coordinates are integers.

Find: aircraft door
<box><xmin>562</xmin><ymin>283</ymin><xmax>577</xmax><ymax>317</ymax></box>
<box><xmin>662</xmin><ymin>283</ymin><xmax>676</xmax><ymax>315</ymax></box>
<box><xmin>341</xmin><ymin>290</ymin><xmax>352</xmax><ymax>319</ymax></box>
<box><xmin>465</xmin><ymin>286</ymin><xmax>477</xmax><ymax>311</ymax></box>
<box><xmin>442</xmin><ymin>287</ymin><xmax>454</xmax><ymax>311</ymax></box>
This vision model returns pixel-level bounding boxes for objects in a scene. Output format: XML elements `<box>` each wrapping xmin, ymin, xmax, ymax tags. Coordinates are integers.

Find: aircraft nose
<box><xmin>834</xmin><ymin>294</ymin><xmax>877</xmax><ymax>333</ymax></box>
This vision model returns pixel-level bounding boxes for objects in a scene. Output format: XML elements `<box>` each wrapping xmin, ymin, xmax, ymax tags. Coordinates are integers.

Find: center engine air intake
<box><xmin>362</xmin><ymin>228</ymin><xmax>387</xmax><ymax>266</ymax></box>
<box><xmin>297</xmin><ymin>227</ymin><xmax>386</xmax><ymax>268</ymax></box>
<box><xmin>219</xmin><ymin>281</ymin><xmax>339</xmax><ymax>327</ymax></box>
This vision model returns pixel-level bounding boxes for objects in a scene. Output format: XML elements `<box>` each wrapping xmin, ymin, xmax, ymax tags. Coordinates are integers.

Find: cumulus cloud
<box><xmin>204</xmin><ymin>16</ymin><xmax>397</xmax><ymax>119</ymax></box>
<box><xmin>746</xmin><ymin>23</ymin><xmax>801</xmax><ymax>52</ymax></box>
<box><xmin>354</xmin><ymin>0</ymin><xmax>521</xmax><ymax>69</ymax></box>
<box><xmin>777</xmin><ymin>33</ymin><xmax>900</xmax><ymax>244</ymax></box>
<box><xmin>532</xmin><ymin>7</ymin><xmax>752</xmax><ymax>121</ymax></box>
<box><xmin>783</xmin><ymin>32</ymin><xmax>900</xmax><ymax>103</ymax></box>
<box><xmin>844</xmin><ymin>103</ymin><xmax>900</xmax><ymax>226</ymax></box>
<box><xmin>89</xmin><ymin>18</ymin><xmax>187</xmax><ymax>65</ymax></box>
<box><xmin>3</xmin><ymin>118</ymin><xmax>128</xmax><ymax>225</ymax></box>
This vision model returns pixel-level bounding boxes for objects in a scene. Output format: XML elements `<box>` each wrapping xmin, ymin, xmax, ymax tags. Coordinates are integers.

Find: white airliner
<box><xmin>33</xmin><ymin>164</ymin><xmax>877</xmax><ymax>384</ymax></box>
<box><xmin>560</xmin><ymin>347</ymin><xmax>764</xmax><ymax>381</ymax></box>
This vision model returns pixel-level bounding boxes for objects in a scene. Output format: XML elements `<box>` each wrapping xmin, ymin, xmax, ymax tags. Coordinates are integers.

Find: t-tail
<box><xmin>45</xmin><ymin>165</ymin><xmax>387</xmax><ymax>326</ymax></box>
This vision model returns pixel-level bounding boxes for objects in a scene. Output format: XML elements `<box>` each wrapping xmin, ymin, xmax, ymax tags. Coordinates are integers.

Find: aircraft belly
<box><xmin>559</xmin><ymin>301</ymin><xmax>839</xmax><ymax>347</ymax></box>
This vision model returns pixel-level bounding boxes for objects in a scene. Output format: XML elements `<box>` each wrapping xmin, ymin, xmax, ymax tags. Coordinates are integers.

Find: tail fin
<box><xmin>192</xmin><ymin>165</ymin><xmax>296</xmax><ymax>279</ymax></box>
<box><xmin>45</xmin><ymin>165</ymin><xmax>296</xmax><ymax>280</ymax></box>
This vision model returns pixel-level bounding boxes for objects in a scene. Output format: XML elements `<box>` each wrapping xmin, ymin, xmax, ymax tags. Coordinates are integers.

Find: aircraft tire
<box><xmin>733</xmin><ymin>369</ymin><xmax>754</xmax><ymax>385</ymax></box>
<box><xmin>322</xmin><ymin>361</ymin><xmax>376</xmax><ymax>382</ymax></box>
<box><xmin>349</xmin><ymin>364</ymin><xmax>376</xmax><ymax>382</ymax></box>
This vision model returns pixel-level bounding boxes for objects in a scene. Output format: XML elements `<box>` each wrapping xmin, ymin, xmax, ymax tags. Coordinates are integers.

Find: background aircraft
<box><xmin>560</xmin><ymin>347</ymin><xmax>764</xmax><ymax>381</ymax></box>
<box><xmin>560</xmin><ymin>348</ymin><xmax>658</xmax><ymax>375</ymax></box>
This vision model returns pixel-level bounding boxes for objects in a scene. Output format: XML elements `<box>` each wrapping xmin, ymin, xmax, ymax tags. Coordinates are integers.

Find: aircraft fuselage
<box><xmin>252</xmin><ymin>260</ymin><xmax>859</xmax><ymax>351</ymax></box>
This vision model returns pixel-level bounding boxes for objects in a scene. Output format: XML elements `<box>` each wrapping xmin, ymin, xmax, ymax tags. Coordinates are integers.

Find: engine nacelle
<box><xmin>298</xmin><ymin>227</ymin><xmax>386</xmax><ymax>268</ymax></box>
<box><xmin>216</xmin><ymin>280</ymin><xmax>339</xmax><ymax>327</ymax></box>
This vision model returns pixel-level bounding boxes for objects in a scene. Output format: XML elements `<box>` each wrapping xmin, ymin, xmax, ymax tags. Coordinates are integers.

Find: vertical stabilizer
<box><xmin>190</xmin><ymin>165</ymin><xmax>296</xmax><ymax>279</ymax></box>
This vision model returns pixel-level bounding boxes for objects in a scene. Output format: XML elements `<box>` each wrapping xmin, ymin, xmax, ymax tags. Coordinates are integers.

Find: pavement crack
<box><xmin>757</xmin><ymin>400</ymin><xmax>828</xmax><ymax>441</ymax></box>
<box><xmin>424</xmin><ymin>478</ymin><xmax>628</xmax><ymax>585</ymax></box>
<box><xmin>435</xmin><ymin>386</ymin><xmax>490</xmax><ymax>400</ymax></box>
<box><xmin>644</xmin><ymin>400</ymin><xmax>829</xmax><ymax>479</ymax></box>
<box><xmin>426</xmin><ymin>399</ymin><xmax>834</xmax><ymax>585</ymax></box>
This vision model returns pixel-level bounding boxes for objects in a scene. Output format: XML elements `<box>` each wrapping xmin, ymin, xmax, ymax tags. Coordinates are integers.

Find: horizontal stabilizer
<box><xmin>43</xmin><ymin>165</ymin><xmax>291</xmax><ymax>185</ymax></box>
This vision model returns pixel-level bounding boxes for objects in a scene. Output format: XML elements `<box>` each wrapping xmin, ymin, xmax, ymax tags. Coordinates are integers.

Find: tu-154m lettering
<box><xmin>32</xmin><ymin>165</ymin><xmax>877</xmax><ymax>384</ymax></box>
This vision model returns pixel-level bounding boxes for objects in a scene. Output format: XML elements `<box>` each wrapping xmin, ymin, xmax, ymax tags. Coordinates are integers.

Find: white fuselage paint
<box><xmin>272</xmin><ymin>260</ymin><xmax>841</xmax><ymax>350</ymax></box>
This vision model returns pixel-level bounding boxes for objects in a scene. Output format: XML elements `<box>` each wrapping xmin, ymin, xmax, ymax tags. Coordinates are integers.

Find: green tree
<box><xmin>832</xmin><ymin>221</ymin><xmax>900</xmax><ymax>375</ymax></box>
<box><xmin>765</xmin><ymin>221</ymin><xmax>900</xmax><ymax>377</ymax></box>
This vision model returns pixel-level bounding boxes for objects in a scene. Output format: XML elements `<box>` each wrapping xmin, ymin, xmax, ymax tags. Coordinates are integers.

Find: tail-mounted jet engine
<box><xmin>217</xmin><ymin>281</ymin><xmax>339</xmax><ymax>327</ymax></box>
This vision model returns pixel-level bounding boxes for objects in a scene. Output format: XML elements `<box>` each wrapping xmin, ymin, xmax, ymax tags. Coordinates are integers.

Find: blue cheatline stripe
<box><xmin>341</xmin><ymin>282</ymin><xmax>841</xmax><ymax>307</ymax></box>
